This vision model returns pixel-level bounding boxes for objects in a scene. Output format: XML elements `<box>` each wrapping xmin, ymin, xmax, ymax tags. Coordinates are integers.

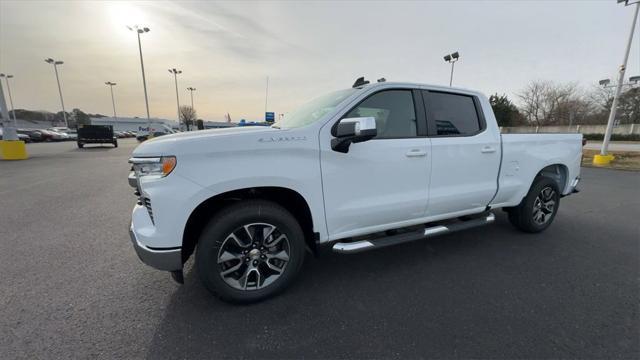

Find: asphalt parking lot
<box><xmin>1</xmin><ymin>139</ymin><xmax>638</xmax><ymax>359</ymax></box>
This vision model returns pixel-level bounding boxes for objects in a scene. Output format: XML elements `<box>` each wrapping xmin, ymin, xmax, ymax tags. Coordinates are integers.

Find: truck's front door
<box><xmin>320</xmin><ymin>89</ymin><xmax>431</xmax><ymax>240</ymax></box>
<box><xmin>422</xmin><ymin>90</ymin><xmax>501</xmax><ymax>217</ymax></box>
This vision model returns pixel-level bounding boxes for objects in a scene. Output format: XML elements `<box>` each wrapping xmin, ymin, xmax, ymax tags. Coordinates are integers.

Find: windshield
<box><xmin>273</xmin><ymin>88</ymin><xmax>356</xmax><ymax>129</ymax></box>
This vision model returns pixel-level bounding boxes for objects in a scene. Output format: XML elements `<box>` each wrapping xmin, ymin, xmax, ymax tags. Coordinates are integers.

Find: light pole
<box><xmin>0</xmin><ymin>75</ymin><xmax>17</xmax><ymax>141</ymax></box>
<box><xmin>596</xmin><ymin>0</ymin><xmax>640</xmax><ymax>164</ymax></box>
<box><xmin>127</xmin><ymin>25</ymin><xmax>151</xmax><ymax>131</ymax></box>
<box><xmin>443</xmin><ymin>52</ymin><xmax>460</xmax><ymax>87</ymax></box>
<box><xmin>264</xmin><ymin>76</ymin><xmax>269</xmax><ymax>115</ymax></box>
<box><xmin>0</xmin><ymin>74</ymin><xmax>17</xmax><ymax>126</ymax></box>
<box><xmin>105</xmin><ymin>82</ymin><xmax>118</xmax><ymax>121</ymax></box>
<box><xmin>187</xmin><ymin>87</ymin><xmax>196</xmax><ymax>109</ymax></box>
<box><xmin>168</xmin><ymin>68</ymin><xmax>183</xmax><ymax>130</ymax></box>
<box><xmin>44</xmin><ymin>58</ymin><xmax>68</xmax><ymax>127</ymax></box>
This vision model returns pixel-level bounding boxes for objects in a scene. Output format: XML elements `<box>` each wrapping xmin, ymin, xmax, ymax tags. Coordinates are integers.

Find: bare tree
<box><xmin>517</xmin><ymin>80</ymin><xmax>549</xmax><ymax>126</ymax></box>
<box><xmin>517</xmin><ymin>80</ymin><xmax>594</xmax><ymax>126</ymax></box>
<box><xmin>615</xmin><ymin>87</ymin><xmax>640</xmax><ymax>125</ymax></box>
<box><xmin>588</xmin><ymin>85</ymin><xmax>615</xmax><ymax>112</ymax></box>
<box><xmin>584</xmin><ymin>85</ymin><xmax>639</xmax><ymax>125</ymax></box>
<box><xmin>179</xmin><ymin>105</ymin><xmax>197</xmax><ymax>131</ymax></box>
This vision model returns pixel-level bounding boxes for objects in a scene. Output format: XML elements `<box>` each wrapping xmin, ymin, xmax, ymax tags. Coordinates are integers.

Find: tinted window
<box><xmin>345</xmin><ymin>90</ymin><xmax>416</xmax><ymax>138</ymax></box>
<box><xmin>427</xmin><ymin>92</ymin><xmax>480</xmax><ymax>136</ymax></box>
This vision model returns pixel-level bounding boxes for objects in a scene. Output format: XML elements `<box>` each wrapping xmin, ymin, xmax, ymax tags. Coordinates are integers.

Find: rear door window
<box><xmin>424</xmin><ymin>91</ymin><xmax>482</xmax><ymax>136</ymax></box>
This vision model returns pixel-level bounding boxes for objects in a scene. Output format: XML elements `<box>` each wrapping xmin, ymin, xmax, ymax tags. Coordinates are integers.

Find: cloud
<box><xmin>144</xmin><ymin>1</ymin><xmax>313</xmax><ymax>61</ymax></box>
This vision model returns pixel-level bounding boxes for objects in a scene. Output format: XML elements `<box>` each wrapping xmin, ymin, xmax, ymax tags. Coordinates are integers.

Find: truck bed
<box><xmin>490</xmin><ymin>133</ymin><xmax>583</xmax><ymax>208</ymax></box>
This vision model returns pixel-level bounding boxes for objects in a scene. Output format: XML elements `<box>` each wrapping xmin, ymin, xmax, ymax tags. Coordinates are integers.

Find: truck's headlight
<box><xmin>130</xmin><ymin>156</ymin><xmax>176</xmax><ymax>178</ymax></box>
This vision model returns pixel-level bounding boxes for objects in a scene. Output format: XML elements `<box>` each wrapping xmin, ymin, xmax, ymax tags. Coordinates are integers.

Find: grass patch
<box><xmin>582</xmin><ymin>149</ymin><xmax>640</xmax><ymax>171</ymax></box>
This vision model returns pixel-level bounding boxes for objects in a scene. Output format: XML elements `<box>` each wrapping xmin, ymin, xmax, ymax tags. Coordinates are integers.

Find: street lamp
<box><xmin>105</xmin><ymin>82</ymin><xmax>118</xmax><ymax>121</ymax></box>
<box><xmin>598</xmin><ymin>77</ymin><xmax>639</xmax><ymax>88</ymax></box>
<box><xmin>443</xmin><ymin>51</ymin><xmax>460</xmax><ymax>87</ymax></box>
<box><xmin>265</xmin><ymin>76</ymin><xmax>269</xmax><ymax>115</ymax></box>
<box><xmin>0</xmin><ymin>74</ymin><xmax>17</xmax><ymax>125</ymax></box>
<box><xmin>186</xmin><ymin>87</ymin><xmax>196</xmax><ymax>109</ymax></box>
<box><xmin>168</xmin><ymin>68</ymin><xmax>183</xmax><ymax>130</ymax></box>
<box><xmin>127</xmin><ymin>25</ymin><xmax>151</xmax><ymax>131</ymax></box>
<box><xmin>596</xmin><ymin>0</ymin><xmax>640</xmax><ymax>164</ymax></box>
<box><xmin>44</xmin><ymin>58</ymin><xmax>68</xmax><ymax>127</ymax></box>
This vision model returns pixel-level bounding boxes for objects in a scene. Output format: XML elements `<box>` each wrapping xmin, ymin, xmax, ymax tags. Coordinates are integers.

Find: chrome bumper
<box><xmin>129</xmin><ymin>224</ymin><xmax>182</xmax><ymax>271</ymax></box>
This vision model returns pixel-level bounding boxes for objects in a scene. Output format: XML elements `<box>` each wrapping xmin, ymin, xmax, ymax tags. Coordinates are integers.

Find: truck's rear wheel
<box><xmin>196</xmin><ymin>200</ymin><xmax>306</xmax><ymax>303</ymax></box>
<box><xmin>507</xmin><ymin>176</ymin><xmax>560</xmax><ymax>233</ymax></box>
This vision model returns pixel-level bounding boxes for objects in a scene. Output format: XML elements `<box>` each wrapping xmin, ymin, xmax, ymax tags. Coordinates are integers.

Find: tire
<box><xmin>113</xmin><ymin>141</ymin><xmax>118</xmax><ymax>148</ymax></box>
<box><xmin>508</xmin><ymin>176</ymin><xmax>560</xmax><ymax>233</ymax></box>
<box><xmin>77</xmin><ymin>142</ymin><xmax>84</xmax><ymax>148</ymax></box>
<box><xmin>196</xmin><ymin>200</ymin><xmax>306</xmax><ymax>303</ymax></box>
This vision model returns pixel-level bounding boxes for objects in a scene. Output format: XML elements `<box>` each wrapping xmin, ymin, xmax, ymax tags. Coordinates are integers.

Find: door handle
<box><xmin>406</xmin><ymin>149</ymin><xmax>427</xmax><ymax>157</ymax></box>
<box><xmin>481</xmin><ymin>146</ymin><xmax>496</xmax><ymax>154</ymax></box>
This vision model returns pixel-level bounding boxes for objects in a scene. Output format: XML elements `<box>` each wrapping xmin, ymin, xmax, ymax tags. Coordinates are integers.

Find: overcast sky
<box><xmin>1</xmin><ymin>0</ymin><xmax>639</xmax><ymax>121</ymax></box>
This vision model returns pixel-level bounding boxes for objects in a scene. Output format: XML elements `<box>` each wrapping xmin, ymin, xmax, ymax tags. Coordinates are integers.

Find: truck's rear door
<box><xmin>421</xmin><ymin>90</ymin><xmax>501</xmax><ymax>217</ymax></box>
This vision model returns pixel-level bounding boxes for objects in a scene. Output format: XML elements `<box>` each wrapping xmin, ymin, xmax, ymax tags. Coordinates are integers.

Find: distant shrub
<box><xmin>582</xmin><ymin>133</ymin><xmax>640</xmax><ymax>141</ymax></box>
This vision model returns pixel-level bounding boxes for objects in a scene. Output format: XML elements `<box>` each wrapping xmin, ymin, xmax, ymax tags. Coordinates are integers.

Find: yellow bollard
<box><xmin>592</xmin><ymin>154</ymin><xmax>615</xmax><ymax>166</ymax></box>
<box><xmin>0</xmin><ymin>140</ymin><xmax>28</xmax><ymax>160</ymax></box>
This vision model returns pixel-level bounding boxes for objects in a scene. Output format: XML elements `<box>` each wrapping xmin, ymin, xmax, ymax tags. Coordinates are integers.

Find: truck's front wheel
<box><xmin>196</xmin><ymin>200</ymin><xmax>306</xmax><ymax>303</ymax></box>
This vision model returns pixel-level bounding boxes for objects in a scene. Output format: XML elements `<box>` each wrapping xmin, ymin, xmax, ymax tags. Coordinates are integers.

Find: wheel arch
<box><xmin>537</xmin><ymin>163</ymin><xmax>569</xmax><ymax>194</ymax></box>
<box><xmin>181</xmin><ymin>186</ymin><xmax>317</xmax><ymax>264</ymax></box>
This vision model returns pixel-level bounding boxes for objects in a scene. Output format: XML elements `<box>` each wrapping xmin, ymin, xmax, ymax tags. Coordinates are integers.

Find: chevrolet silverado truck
<box><xmin>128</xmin><ymin>78</ymin><xmax>582</xmax><ymax>303</ymax></box>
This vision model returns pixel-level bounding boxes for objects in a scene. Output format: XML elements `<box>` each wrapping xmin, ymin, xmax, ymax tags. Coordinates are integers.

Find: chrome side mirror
<box><xmin>331</xmin><ymin>117</ymin><xmax>377</xmax><ymax>153</ymax></box>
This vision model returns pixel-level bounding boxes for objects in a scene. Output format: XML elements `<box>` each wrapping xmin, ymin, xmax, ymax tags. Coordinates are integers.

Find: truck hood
<box><xmin>132</xmin><ymin>126</ymin><xmax>281</xmax><ymax>156</ymax></box>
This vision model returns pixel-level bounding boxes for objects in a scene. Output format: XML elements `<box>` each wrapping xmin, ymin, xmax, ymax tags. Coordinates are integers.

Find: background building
<box><xmin>90</xmin><ymin>117</ymin><xmax>236</xmax><ymax>132</ymax></box>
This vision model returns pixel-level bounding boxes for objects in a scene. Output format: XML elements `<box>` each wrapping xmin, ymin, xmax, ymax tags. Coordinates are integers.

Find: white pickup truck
<box><xmin>128</xmin><ymin>78</ymin><xmax>582</xmax><ymax>303</ymax></box>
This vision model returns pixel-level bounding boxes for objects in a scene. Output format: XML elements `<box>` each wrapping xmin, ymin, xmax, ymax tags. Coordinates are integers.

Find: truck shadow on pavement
<box><xmin>143</xmin><ymin>213</ymin><xmax>551</xmax><ymax>359</ymax></box>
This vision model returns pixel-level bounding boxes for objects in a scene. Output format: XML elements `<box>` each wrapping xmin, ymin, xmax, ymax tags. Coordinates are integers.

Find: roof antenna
<box><xmin>352</xmin><ymin>77</ymin><xmax>370</xmax><ymax>88</ymax></box>
<box><xmin>377</xmin><ymin>77</ymin><xmax>386</xmax><ymax>83</ymax></box>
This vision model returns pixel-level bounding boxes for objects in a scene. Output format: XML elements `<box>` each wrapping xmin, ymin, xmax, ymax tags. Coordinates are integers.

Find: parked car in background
<box><xmin>41</xmin><ymin>129</ymin><xmax>67</xmax><ymax>141</ymax></box>
<box><xmin>18</xmin><ymin>133</ymin><xmax>31</xmax><ymax>142</ymax></box>
<box><xmin>115</xmin><ymin>131</ymin><xmax>130</xmax><ymax>138</ymax></box>
<box><xmin>136</xmin><ymin>131</ymin><xmax>170</xmax><ymax>141</ymax></box>
<box><xmin>31</xmin><ymin>129</ymin><xmax>52</xmax><ymax>142</ymax></box>
<box><xmin>48</xmin><ymin>128</ymin><xmax>76</xmax><ymax>141</ymax></box>
<box><xmin>17</xmin><ymin>129</ymin><xmax>45</xmax><ymax>142</ymax></box>
<box><xmin>65</xmin><ymin>130</ymin><xmax>78</xmax><ymax>140</ymax></box>
<box><xmin>136</xmin><ymin>125</ymin><xmax>176</xmax><ymax>141</ymax></box>
<box><xmin>49</xmin><ymin>126</ymin><xmax>71</xmax><ymax>133</ymax></box>
<box><xmin>0</xmin><ymin>128</ymin><xmax>31</xmax><ymax>142</ymax></box>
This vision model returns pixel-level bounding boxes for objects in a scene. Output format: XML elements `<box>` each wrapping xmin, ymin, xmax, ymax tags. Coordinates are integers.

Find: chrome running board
<box><xmin>332</xmin><ymin>212</ymin><xmax>495</xmax><ymax>254</ymax></box>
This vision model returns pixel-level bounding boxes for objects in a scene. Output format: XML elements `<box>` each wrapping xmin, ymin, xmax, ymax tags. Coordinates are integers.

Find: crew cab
<box><xmin>128</xmin><ymin>78</ymin><xmax>582</xmax><ymax>303</ymax></box>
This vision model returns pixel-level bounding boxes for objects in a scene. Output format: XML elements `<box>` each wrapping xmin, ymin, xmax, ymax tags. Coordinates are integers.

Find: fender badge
<box><xmin>258</xmin><ymin>136</ymin><xmax>307</xmax><ymax>143</ymax></box>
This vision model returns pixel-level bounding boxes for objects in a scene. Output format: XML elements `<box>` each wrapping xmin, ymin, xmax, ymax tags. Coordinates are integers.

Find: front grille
<box><xmin>131</xmin><ymin>171</ymin><xmax>154</xmax><ymax>224</ymax></box>
<box><xmin>143</xmin><ymin>197</ymin><xmax>154</xmax><ymax>224</ymax></box>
